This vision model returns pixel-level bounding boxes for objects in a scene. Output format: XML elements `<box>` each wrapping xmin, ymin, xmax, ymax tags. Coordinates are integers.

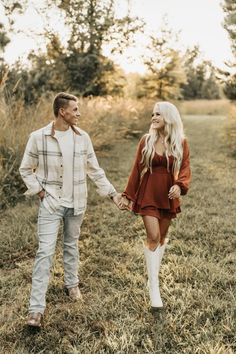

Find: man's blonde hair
<box><xmin>53</xmin><ymin>92</ymin><xmax>77</xmax><ymax>117</ymax></box>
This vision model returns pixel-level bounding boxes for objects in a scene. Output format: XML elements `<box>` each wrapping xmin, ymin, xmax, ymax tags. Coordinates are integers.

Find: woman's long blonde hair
<box><xmin>140</xmin><ymin>101</ymin><xmax>185</xmax><ymax>178</ymax></box>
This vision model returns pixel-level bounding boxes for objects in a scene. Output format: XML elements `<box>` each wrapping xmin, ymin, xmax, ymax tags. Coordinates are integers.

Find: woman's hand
<box><xmin>118</xmin><ymin>196</ymin><xmax>133</xmax><ymax>211</ymax></box>
<box><xmin>168</xmin><ymin>184</ymin><xmax>181</xmax><ymax>199</ymax></box>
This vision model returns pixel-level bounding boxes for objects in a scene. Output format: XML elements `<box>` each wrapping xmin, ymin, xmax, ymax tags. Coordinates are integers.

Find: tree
<box><xmin>222</xmin><ymin>0</ymin><xmax>236</xmax><ymax>99</ymax></box>
<box><xmin>0</xmin><ymin>23</ymin><xmax>10</xmax><ymax>64</ymax></box>
<box><xmin>223</xmin><ymin>73</ymin><xmax>236</xmax><ymax>100</ymax></box>
<box><xmin>56</xmin><ymin>0</ymin><xmax>142</xmax><ymax>54</ymax></box>
<box><xmin>223</xmin><ymin>0</ymin><xmax>236</xmax><ymax>56</ymax></box>
<box><xmin>181</xmin><ymin>46</ymin><xmax>220</xmax><ymax>99</ymax></box>
<box><xmin>0</xmin><ymin>2</ymin><xmax>25</xmax><ymax>69</ymax></box>
<box><xmin>201</xmin><ymin>66</ymin><xmax>221</xmax><ymax>99</ymax></box>
<box><xmin>39</xmin><ymin>0</ymin><xmax>144</xmax><ymax>97</ymax></box>
<box><xmin>4</xmin><ymin>0</ymin><xmax>143</xmax><ymax>101</ymax></box>
<box><xmin>3</xmin><ymin>34</ymin><xmax>67</xmax><ymax>104</ymax></box>
<box><xmin>0</xmin><ymin>1</ymin><xmax>29</xmax><ymax>94</ymax></box>
<box><xmin>138</xmin><ymin>27</ymin><xmax>186</xmax><ymax>100</ymax></box>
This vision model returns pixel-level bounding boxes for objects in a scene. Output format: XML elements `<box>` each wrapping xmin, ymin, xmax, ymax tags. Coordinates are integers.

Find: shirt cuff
<box><xmin>108</xmin><ymin>189</ymin><xmax>117</xmax><ymax>198</ymax></box>
<box><xmin>24</xmin><ymin>184</ymin><xmax>43</xmax><ymax>196</ymax></box>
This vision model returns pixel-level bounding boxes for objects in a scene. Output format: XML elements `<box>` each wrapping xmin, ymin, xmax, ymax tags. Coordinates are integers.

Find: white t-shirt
<box><xmin>54</xmin><ymin>128</ymin><xmax>74</xmax><ymax>208</ymax></box>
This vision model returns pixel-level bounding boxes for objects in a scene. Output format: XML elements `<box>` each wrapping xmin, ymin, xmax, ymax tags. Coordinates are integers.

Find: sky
<box><xmin>1</xmin><ymin>0</ymin><xmax>233</xmax><ymax>74</ymax></box>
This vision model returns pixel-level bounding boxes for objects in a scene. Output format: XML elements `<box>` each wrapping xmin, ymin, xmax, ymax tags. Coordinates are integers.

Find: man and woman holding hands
<box><xmin>19</xmin><ymin>92</ymin><xmax>191</xmax><ymax>327</ymax></box>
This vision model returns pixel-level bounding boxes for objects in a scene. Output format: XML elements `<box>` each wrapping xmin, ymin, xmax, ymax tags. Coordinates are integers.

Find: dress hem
<box><xmin>132</xmin><ymin>204</ymin><xmax>181</xmax><ymax>220</ymax></box>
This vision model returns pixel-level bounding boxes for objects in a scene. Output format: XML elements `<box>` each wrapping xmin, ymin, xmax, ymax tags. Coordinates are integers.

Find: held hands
<box><xmin>111</xmin><ymin>193</ymin><xmax>133</xmax><ymax>211</ymax></box>
<box><xmin>112</xmin><ymin>185</ymin><xmax>180</xmax><ymax>210</ymax></box>
<box><xmin>118</xmin><ymin>195</ymin><xmax>133</xmax><ymax>211</ymax></box>
<box><xmin>168</xmin><ymin>184</ymin><xmax>181</xmax><ymax>199</ymax></box>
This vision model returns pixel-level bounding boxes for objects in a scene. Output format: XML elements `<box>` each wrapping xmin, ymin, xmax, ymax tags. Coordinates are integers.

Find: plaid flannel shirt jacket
<box><xmin>19</xmin><ymin>122</ymin><xmax>117</xmax><ymax>215</ymax></box>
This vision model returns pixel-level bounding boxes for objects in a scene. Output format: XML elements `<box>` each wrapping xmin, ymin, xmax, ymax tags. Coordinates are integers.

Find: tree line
<box><xmin>221</xmin><ymin>0</ymin><xmax>236</xmax><ymax>100</ymax></box>
<box><xmin>0</xmin><ymin>0</ymin><xmax>235</xmax><ymax>103</ymax></box>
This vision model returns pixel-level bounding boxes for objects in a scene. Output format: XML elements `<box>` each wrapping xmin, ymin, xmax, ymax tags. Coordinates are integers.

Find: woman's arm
<box><xmin>174</xmin><ymin>139</ymin><xmax>191</xmax><ymax>195</ymax></box>
<box><xmin>122</xmin><ymin>136</ymin><xmax>145</xmax><ymax>202</ymax></box>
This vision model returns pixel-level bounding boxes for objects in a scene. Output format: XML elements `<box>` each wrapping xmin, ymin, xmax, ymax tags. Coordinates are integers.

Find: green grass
<box><xmin>0</xmin><ymin>114</ymin><xmax>235</xmax><ymax>353</ymax></box>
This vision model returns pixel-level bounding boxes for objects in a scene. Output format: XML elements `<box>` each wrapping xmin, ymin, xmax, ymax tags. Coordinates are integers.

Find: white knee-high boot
<box><xmin>143</xmin><ymin>241</ymin><xmax>167</xmax><ymax>308</ymax></box>
<box><xmin>158</xmin><ymin>241</ymin><xmax>167</xmax><ymax>271</ymax></box>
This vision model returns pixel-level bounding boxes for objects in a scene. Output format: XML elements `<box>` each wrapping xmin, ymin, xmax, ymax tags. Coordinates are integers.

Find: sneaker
<box><xmin>27</xmin><ymin>312</ymin><xmax>43</xmax><ymax>328</ymax></box>
<box><xmin>67</xmin><ymin>286</ymin><xmax>82</xmax><ymax>300</ymax></box>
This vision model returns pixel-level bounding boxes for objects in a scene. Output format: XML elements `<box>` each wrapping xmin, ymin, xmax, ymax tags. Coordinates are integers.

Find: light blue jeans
<box><xmin>29</xmin><ymin>202</ymin><xmax>84</xmax><ymax>314</ymax></box>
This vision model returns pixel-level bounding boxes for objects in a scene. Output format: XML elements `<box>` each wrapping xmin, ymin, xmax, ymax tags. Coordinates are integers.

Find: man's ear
<box><xmin>59</xmin><ymin>107</ymin><xmax>64</xmax><ymax>117</ymax></box>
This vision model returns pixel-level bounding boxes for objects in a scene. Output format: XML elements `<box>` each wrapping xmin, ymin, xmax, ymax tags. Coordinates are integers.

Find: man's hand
<box><xmin>111</xmin><ymin>193</ymin><xmax>122</xmax><ymax>209</ymax></box>
<box><xmin>168</xmin><ymin>184</ymin><xmax>181</xmax><ymax>199</ymax></box>
<box><xmin>118</xmin><ymin>196</ymin><xmax>133</xmax><ymax>211</ymax></box>
<box><xmin>38</xmin><ymin>189</ymin><xmax>45</xmax><ymax>201</ymax></box>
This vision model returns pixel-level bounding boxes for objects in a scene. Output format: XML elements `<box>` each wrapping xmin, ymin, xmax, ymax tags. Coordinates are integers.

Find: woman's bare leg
<box><xmin>142</xmin><ymin>215</ymin><xmax>161</xmax><ymax>251</ymax></box>
<box><xmin>159</xmin><ymin>218</ymin><xmax>171</xmax><ymax>245</ymax></box>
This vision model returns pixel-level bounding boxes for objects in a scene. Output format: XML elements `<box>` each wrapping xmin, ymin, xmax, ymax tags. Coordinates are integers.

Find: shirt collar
<box><xmin>43</xmin><ymin>122</ymin><xmax>84</xmax><ymax>136</ymax></box>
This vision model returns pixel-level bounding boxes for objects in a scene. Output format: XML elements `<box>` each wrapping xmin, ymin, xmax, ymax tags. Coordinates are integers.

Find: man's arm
<box><xmin>19</xmin><ymin>133</ymin><xmax>43</xmax><ymax>196</ymax></box>
<box><xmin>86</xmin><ymin>134</ymin><xmax>117</xmax><ymax>199</ymax></box>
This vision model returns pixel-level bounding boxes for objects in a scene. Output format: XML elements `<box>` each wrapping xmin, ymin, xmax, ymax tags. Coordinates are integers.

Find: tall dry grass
<box><xmin>178</xmin><ymin>99</ymin><xmax>230</xmax><ymax>116</ymax></box>
<box><xmin>0</xmin><ymin>93</ymin><xmax>151</xmax><ymax>152</ymax></box>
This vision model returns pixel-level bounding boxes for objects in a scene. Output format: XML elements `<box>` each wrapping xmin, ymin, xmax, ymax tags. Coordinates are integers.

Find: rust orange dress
<box><xmin>123</xmin><ymin>136</ymin><xmax>191</xmax><ymax>220</ymax></box>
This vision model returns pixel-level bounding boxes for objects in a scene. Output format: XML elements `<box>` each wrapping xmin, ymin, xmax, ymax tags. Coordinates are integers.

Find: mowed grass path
<box><xmin>0</xmin><ymin>115</ymin><xmax>235</xmax><ymax>354</ymax></box>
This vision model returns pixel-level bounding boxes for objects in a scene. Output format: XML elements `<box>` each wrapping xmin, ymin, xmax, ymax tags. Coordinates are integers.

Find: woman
<box><xmin>119</xmin><ymin>101</ymin><xmax>191</xmax><ymax>310</ymax></box>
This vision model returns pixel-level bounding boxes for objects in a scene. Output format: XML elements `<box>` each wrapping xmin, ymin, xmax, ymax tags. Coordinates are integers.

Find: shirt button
<box><xmin>61</xmin><ymin>164</ymin><xmax>63</xmax><ymax>167</ymax></box>
<box><xmin>60</xmin><ymin>176</ymin><xmax>62</xmax><ymax>178</ymax></box>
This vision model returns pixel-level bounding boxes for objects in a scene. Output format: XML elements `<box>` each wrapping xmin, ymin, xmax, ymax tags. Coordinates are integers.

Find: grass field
<box><xmin>0</xmin><ymin>112</ymin><xmax>235</xmax><ymax>353</ymax></box>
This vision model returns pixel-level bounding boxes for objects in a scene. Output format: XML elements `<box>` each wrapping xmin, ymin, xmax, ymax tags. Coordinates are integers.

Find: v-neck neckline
<box><xmin>155</xmin><ymin>151</ymin><xmax>165</xmax><ymax>157</ymax></box>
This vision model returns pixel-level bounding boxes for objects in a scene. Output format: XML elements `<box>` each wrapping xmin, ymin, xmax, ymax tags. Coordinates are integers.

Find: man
<box><xmin>19</xmin><ymin>92</ymin><xmax>121</xmax><ymax>327</ymax></box>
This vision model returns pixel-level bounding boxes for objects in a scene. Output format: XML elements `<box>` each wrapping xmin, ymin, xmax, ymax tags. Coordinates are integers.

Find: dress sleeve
<box><xmin>175</xmin><ymin>139</ymin><xmax>191</xmax><ymax>195</ymax></box>
<box><xmin>122</xmin><ymin>136</ymin><xmax>145</xmax><ymax>202</ymax></box>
